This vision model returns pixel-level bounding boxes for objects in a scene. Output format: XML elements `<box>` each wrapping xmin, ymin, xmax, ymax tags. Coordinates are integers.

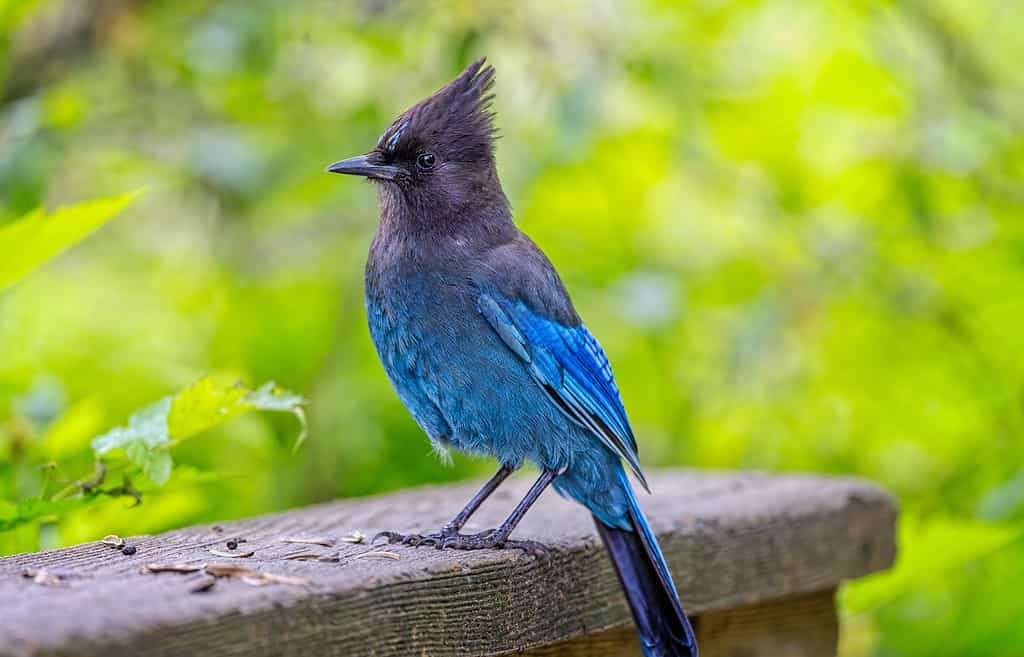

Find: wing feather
<box><xmin>478</xmin><ymin>291</ymin><xmax>648</xmax><ymax>491</ymax></box>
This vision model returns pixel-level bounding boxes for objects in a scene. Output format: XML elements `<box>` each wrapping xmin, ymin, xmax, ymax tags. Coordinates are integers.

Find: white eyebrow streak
<box><xmin>383</xmin><ymin>120</ymin><xmax>409</xmax><ymax>153</ymax></box>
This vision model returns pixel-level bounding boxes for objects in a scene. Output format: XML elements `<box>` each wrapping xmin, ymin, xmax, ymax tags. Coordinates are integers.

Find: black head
<box><xmin>327</xmin><ymin>58</ymin><xmax>508</xmax><ymax>226</ymax></box>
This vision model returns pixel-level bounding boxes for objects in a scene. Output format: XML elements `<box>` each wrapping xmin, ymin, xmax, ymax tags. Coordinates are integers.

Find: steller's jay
<box><xmin>327</xmin><ymin>59</ymin><xmax>697</xmax><ymax>657</ymax></box>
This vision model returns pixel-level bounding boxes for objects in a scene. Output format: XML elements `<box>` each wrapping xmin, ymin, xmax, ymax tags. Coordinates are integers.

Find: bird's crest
<box><xmin>377</xmin><ymin>58</ymin><xmax>498</xmax><ymax>162</ymax></box>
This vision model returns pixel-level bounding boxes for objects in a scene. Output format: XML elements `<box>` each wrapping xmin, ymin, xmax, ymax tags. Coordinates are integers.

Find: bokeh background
<box><xmin>2</xmin><ymin>1</ymin><xmax>1023</xmax><ymax>654</ymax></box>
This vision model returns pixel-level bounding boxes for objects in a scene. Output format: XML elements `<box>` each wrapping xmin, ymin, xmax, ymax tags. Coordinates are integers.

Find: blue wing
<box><xmin>478</xmin><ymin>292</ymin><xmax>648</xmax><ymax>491</ymax></box>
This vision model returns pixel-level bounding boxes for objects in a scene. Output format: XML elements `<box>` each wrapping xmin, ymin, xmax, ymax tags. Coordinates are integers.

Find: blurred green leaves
<box><xmin>844</xmin><ymin>516</ymin><xmax>1022</xmax><ymax>615</ymax></box>
<box><xmin>0</xmin><ymin>193</ymin><xmax>136</xmax><ymax>291</ymax></box>
<box><xmin>93</xmin><ymin>376</ymin><xmax>307</xmax><ymax>485</ymax></box>
<box><xmin>0</xmin><ymin>1</ymin><xmax>1022</xmax><ymax>654</ymax></box>
<box><xmin>0</xmin><ymin>374</ymin><xmax>305</xmax><ymax>548</ymax></box>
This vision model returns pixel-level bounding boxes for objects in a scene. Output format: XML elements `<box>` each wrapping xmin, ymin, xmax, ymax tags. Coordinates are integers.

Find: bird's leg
<box><xmin>373</xmin><ymin>464</ymin><xmax>513</xmax><ymax>547</ymax></box>
<box><xmin>439</xmin><ymin>468</ymin><xmax>557</xmax><ymax>555</ymax></box>
<box><xmin>440</xmin><ymin>464</ymin><xmax>514</xmax><ymax>536</ymax></box>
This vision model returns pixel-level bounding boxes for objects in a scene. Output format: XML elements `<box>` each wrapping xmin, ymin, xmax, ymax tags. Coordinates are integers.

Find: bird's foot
<box><xmin>372</xmin><ymin>530</ymin><xmax>451</xmax><ymax>548</ymax></box>
<box><xmin>372</xmin><ymin>529</ymin><xmax>547</xmax><ymax>556</ymax></box>
<box><xmin>440</xmin><ymin>529</ymin><xmax>548</xmax><ymax>556</ymax></box>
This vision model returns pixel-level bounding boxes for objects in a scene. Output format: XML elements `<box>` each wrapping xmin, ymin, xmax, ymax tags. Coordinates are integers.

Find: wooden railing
<box><xmin>0</xmin><ymin>470</ymin><xmax>897</xmax><ymax>657</ymax></box>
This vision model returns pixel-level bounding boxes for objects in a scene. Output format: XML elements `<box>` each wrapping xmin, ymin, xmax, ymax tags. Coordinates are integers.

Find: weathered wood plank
<box><xmin>517</xmin><ymin>627</ymin><xmax>642</xmax><ymax>656</ymax></box>
<box><xmin>519</xmin><ymin>589</ymin><xmax>839</xmax><ymax>657</ymax></box>
<box><xmin>0</xmin><ymin>470</ymin><xmax>897</xmax><ymax>657</ymax></box>
<box><xmin>697</xmin><ymin>589</ymin><xmax>838</xmax><ymax>657</ymax></box>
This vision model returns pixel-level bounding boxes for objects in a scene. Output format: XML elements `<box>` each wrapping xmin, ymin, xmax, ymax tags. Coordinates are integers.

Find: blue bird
<box><xmin>327</xmin><ymin>59</ymin><xmax>697</xmax><ymax>657</ymax></box>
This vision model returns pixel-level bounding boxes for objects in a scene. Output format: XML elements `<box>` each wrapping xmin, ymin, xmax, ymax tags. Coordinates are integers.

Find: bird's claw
<box><xmin>441</xmin><ymin>530</ymin><xmax>549</xmax><ymax>557</ymax></box>
<box><xmin>372</xmin><ymin>529</ymin><xmax>548</xmax><ymax>557</ymax></box>
<box><xmin>371</xmin><ymin>530</ymin><xmax>450</xmax><ymax>547</ymax></box>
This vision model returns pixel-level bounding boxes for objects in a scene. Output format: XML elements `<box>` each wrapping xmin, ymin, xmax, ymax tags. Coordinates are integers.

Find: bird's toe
<box><xmin>438</xmin><ymin>530</ymin><xmax>546</xmax><ymax>556</ymax></box>
<box><xmin>401</xmin><ymin>533</ymin><xmax>427</xmax><ymax>546</ymax></box>
<box><xmin>502</xmin><ymin>539</ymin><xmax>550</xmax><ymax>558</ymax></box>
<box><xmin>372</xmin><ymin>530</ymin><xmax>450</xmax><ymax>548</ymax></box>
<box><xmin>372</xmin><ymin>531</ymin><xmax>405</xmax><ymax>545</ymax></box>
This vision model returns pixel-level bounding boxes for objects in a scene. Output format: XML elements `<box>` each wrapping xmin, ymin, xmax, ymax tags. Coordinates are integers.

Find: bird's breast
<box><xmin>365</xmin><ymin>254</ymin><xmax>478</xmax><ymax>374</ymax></box>
<box><xmin>363</xmin><ymin>248</ymin><xmax>584</xmax><ymax>469</ymax></box>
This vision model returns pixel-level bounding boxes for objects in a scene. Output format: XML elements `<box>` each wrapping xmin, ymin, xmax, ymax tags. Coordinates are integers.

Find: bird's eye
<box><xmin>416</xmin><ymin>152</ymin><xmax>437</xmax><ymax>170</ymax></box>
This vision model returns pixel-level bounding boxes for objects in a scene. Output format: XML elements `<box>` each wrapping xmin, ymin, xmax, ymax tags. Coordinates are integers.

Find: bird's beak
<box><xmin>325</xmin><ymin>154</ymin><xmax>402</xmax><ymax>181</ymax></box>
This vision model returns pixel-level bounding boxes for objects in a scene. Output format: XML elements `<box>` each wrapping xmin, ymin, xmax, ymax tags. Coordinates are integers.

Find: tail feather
<box><xmin>595</xmin><ymin>469</ymin><xmax>697</xmax><ymax>657</ymax></box>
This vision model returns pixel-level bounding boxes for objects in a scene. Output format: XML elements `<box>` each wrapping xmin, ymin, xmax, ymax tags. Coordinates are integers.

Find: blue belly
<box><xmin>366</xmin><ymin>273</ymin><xmax>630</xmax><ymax>528</ymax></box>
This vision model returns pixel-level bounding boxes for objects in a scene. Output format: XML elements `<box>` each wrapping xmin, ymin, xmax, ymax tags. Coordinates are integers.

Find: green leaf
<box><xmin>91</xmin><ymin>397</ymin><xmax>172</xmax><ymax>485</ymax></box>
<box><xmin>90</xmin><ymin>376</ymin><xmax>307</xmax><ymax>485</ymax></box>
<box><xmin>166</xmin><ymin>377</ymin><xmax>250</xmax><ymax>440</ymax></box>
<box><xmin>92</xmin><ymin>396</ymin><xmax>172</xmax><ymax>454</ymax></box>
<box><xmin>244</xmin><ymin>382</ymin><xmax>308</xmax><ymax>452</ymax></box>
<box><xmin>168</xmin><ymin>376</ymin><xmax>307</xmax><ymax>448</ymax></box>
<box><xmin>0</xmin><ymin>192</ymin><xmax>137</xmax><ymax>291</ymax></box>
<box><xmin>133</xmin><ymin>445</ymin><xmax>172</xmax><ymax>486</ymax></box>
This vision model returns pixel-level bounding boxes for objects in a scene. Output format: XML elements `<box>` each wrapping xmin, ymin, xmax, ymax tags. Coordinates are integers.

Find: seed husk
<box><xmin>353</xmin><ymin>550</ymin><xmax>400</xmax><ymax>561</ymax></box>
<box><xmin>340</xmin><ymin>531</ymin><xmax>366</xmax><ymax>544</ymax></box>
<box><xmin>100</xmin><ymin>534</ymin><xmax>125</xmax><ymax>549</ymax></box>
<box><xmin>280</xmin><ymin>536</ymin><xmax>336</xmax><ymax>547</ymax></box>
<box><xmin>142</xmin><ymin>563</ymin><xmax>204</xmax><ymax>574</ymax></box>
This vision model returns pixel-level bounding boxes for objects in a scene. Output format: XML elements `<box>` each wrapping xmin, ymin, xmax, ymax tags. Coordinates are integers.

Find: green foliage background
<box><xmin>1</xmin><ymin>1</ymin><xmax>1022</xmax><ymax>654</ymax></box>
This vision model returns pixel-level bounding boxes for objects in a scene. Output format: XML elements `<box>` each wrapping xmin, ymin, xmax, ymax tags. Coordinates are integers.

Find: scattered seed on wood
<box><xmin>121</xmin><ymin>545</ymin><xmax>137</xmax><ymax>556</ymax></box>
<box><xmin>353</xmin><ymin>550</ymin><xmax>401</xmax><ymax>561</ymax></box>
<box><xmin>225</xmin><ymin>539</ymin><xmax>238</xmax><ymax>550</ymax></box>
<box><xmin>142</xmin><ymin>563</ymin><xmax>205</xmax><ymax>574</ymax></box>
<box><xmin>211</xmin><ymin>525</ymin><xmax>224</xmax><ymax>533</ymax></box>
<box><xmin>204</xmin><ymin>564</ymin><xmax>259</xmax><ymax>578</ymax></box>
<box><xmin>209</xmin><ymin>549</ymin><xmax>253</xmax><ymax>558</ymax></box>
<box><xmin>280</xmin><ymin>536</ymin><xmax>336</xmax><ymax>547</ymax></box>
<box><xmin>340</xmin><ymin>530</ymin><xmax>366</xmax><ymax>544</ymax></box>
<box><xmin>284</xmin><ymin>552</ymin><xmax>323</xmax><ymax>561</ymax></box>
<box><xmin>23</xmin><ymin>568</ymin><xmax>63</xmax><ymax>586</ymax></box>
<box><xmin>285</xmin><ymin>552</ymin><xmax>340</xmax><ymax>562</ymax></box>
<box><xmin>100</xmin><ymin>534</ymin><xmax>125</xmax><ymax>549</ymax></box>
<box><xmin>189</xmin><ymin>576</ymin><xmax>218</xmax><ymax>593</ymax></box>
<box><xmin>202</xmin><ymin>564</ymin><xmax>312</xmax><ymax>586</ymax></box>
<box><xmin>143</xmin><ymin>561</ymin><xmax>311</xmax><ymax>588</ymax></box>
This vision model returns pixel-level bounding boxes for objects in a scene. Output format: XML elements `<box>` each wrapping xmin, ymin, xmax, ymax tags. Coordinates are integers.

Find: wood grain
<box><xmin>516</xmin><ymin>627</ymin><xmax>642</xmax><ymax>656</ymax></box>
<box><xmin>519</xmin><ymin>590</ymin><xmax>839</xmax><ymax>657</ymax></box>
<box><xmin>698</xmin><ymin>589</ymin><xmax>838</xmax><ymax>657</ymax></box>
<box><xmin>0</xmin><ymin>470</ymin><xmax>897</xmax><ymax>657</ymax></box>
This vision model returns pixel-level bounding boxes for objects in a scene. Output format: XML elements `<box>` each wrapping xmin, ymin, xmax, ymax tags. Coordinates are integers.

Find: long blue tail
<box><xmin>595</xmin><ymin>469</ymin><xmax>698</xmax><ymax>657</ymax></box>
